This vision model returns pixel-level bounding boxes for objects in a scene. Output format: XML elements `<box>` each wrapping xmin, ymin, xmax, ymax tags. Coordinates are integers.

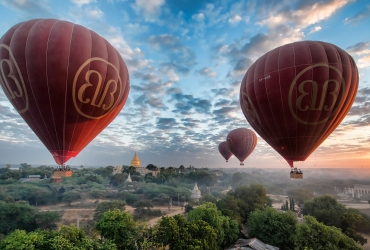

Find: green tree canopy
<box><xmin>304</xmin><ymin>195</ymin><xmax>369</xmax><ymax>245</ymax></box>
<box><xmin>187</xmin><ymin>202</ymin><xmax>239</xmax><ymax>248</ymax></box>
<box><xmin>0</xmin><ymin>201</ymin><xmax>60</xmax><ymax>236</ymax></box>
<box><xmin>217</xmin><ymin>184</ymin><xmax>269</xmax><ymax>222</ymax></box>
<box><xmin>93</xmin><ymin>200</ymin><xmax>126</xmax><ymax>222</ymax></box>
<box><xmin>248</xmin><ymin>207</ymin><xmax>297</xmax><ymax>249</ymax></box>
<box><xmin>0</xmin><ymin>226</ymin><xmax>116</xmax><ymax>250</ymax></box>
<box><xmin>95</xmin><ymin>210</ymin><xmax>139</xmax><ymax>250</ymax></box>
<box><xmin>155</xmin><ymin>215</ymin><xmax>217</xmax><ymax>250</ymax></box>
<box><xmin>295</xmin><ymin>216</ymin><xmax>362</xmax><ymax>250</ymax></box>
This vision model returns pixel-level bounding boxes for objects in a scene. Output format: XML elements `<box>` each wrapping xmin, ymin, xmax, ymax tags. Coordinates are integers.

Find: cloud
<box><xmin>0</xmin><ymin>0</ymin><xmax>53</xmax><ymax>18</ymax></box>
<box><xmin>71</xmin><ymin>0</ymin><xmax>96</xmax><ymax>6</ymax></box>
<box><xmin>171</xmin><ymin>92</ymin><xmax>212</xmax><ymax>115</ymax></box>
<box><xmin>86</xmin><ymin>7</ymin><xmax>104</xmax><ymax>19</ymax></box>
<box><xmin>214</xmin><ymin>99</ymin><xmax>230</xmax><ymax>107</ymax></box>
<box><xmin>230</xmin><ymin>57</ymin><xmax>253</xmax><ymax>78</ymax></box>
<box><xmin>197</xmin><ymin>67</ymin><xmax>218</xmax><ymax>78</ymax></box>
<box><xmin>192</xmin><ymin>13</ymin><xmax>205</xmax><ymax>21</ymax></box>
<box><xmin>156</xmin><ymin>118</ymin><xmax>178</xmax><ymax>130</ymax></box>
<box><xmin>344</xmin><ymin>5</ymin><xmax>370</xmax><ymax>24</ymax></box>
<box><xmin>181</xmin><ymin>118</ymin><xmax>200</xmax><ymax>128</ymax></box>
<box><xmin>347</xmin><ymin>41</ymin><xmax>370</xmax><ymax>55</ymax></box>
<box><xmin>259</xmin><ymin>0</ymin><xmax>351</xmax><ymax>29</ymax></box>
<box><xmin>159</xmin><ymin>63</ymin><xmax>180</xmax><ymax>81</ymax></box>
<box><xmin>133</xmin><ymin>0</ymin><xmax>164</xmax><ymax>22</ymax></box>
<box><xmin>228</xmin><ymin>15</ymin><xmax>242</xmax><ymax>24</ymax></box>
<box><xmin>358</xmin><ymin>54</ymin><xmax>370</xmax><ymax>68</ymax></box>
<box><xmin>308</xmin><ymin>25</ymin><xmax>322</xmax><ymax>34</ymax></box>
<box><xmin>146</xmin><ymin>34</ymin><xmax>197</xmax><ymax>75</ymax></box>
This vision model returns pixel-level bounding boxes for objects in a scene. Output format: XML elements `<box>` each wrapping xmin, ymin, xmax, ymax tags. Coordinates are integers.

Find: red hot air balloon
<box><xmin>226</xmin><ymin>128</ymin><xmax>257</xmax><ymax>166</ymax></box>
<box><xmin>240</xmin><ymin>41</ymin><xmax>358</xmax><ymax>171</ymax></box>
<box><xmin>218</xmin><ymin>141</ymin><xmax>233</xmax><ymax>162</ymax></box>
<box><xmin>0</xmin><ymin>19</ymin><xmax>130</xmax><ymax>165</ymax></box>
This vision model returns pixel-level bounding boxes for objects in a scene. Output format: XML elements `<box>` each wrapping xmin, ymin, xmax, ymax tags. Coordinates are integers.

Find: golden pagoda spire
<box><xmin>130</xmin><ymin>152</ymin><xmax>141</xmax><ymax>167</ymax></box>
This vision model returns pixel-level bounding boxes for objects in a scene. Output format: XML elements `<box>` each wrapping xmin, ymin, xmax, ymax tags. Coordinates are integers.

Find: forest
<box><xmin>0</xmin><ymin>164</ymin><xmax>369</xmax><ymax>249</ymax></box>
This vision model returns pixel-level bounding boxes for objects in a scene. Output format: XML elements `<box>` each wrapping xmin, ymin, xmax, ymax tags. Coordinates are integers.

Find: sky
<box><xmin>0</xmin><ymin>0</ymin><xmax>369</xmax><ymax>169</ymax></box>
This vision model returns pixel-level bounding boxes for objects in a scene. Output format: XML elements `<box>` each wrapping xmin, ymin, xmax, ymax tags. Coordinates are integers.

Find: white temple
<box><xmin>126</xmin><ymin>173</ymin><xmax>132</xmax><ymax>183</ymax></box>
<box><xmin>190</xmin><ymin>182</ymin><xmax>201</xmax><ymax>200</ymax></box>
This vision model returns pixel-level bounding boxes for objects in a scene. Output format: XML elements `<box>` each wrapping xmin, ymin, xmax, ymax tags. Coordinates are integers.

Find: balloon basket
<box><xmin>290</xmin><ymin>168</ymin><xmax>303</xmax><ymax>179</ymax></box>
<box><xmin>240</xmin><ymin>162</ymin><xmax>244</xmax><ymax>166</ymax></box>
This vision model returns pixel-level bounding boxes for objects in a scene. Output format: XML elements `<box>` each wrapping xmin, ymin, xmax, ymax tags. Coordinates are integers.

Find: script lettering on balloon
<box><xmin>288</xmin><ymin>63</ymin><xmax>345</xmax><ymax>125</ymax></box>
<box><xmin>0</xmin><ymin>44</ymin><xmax>29</xmax><ymax>113</ymax></box>
<box><xmin>73</xmin><ymin>57</ymin><xmax>124</xmax><ymax>119</ymax></box>
<box><xmin>240</xmin><ymin>91</ymin><xmax>261</xmax><ymax>130</ymax></box>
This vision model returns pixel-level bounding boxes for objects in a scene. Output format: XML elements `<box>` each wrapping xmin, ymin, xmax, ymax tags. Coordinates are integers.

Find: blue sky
<box><xmin>0</xmin><ymin>0</ymin><xmax>369</xmax><ymax>169</ymax></box>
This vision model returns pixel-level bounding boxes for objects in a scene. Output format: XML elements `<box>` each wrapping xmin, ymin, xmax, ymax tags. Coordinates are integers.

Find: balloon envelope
<box><xmin>218</xmin><ymin>141</ymin><xmax>233</xmax><ymax>162</ymax></box>
<box><xmin>240</xmin><ymin>41</ymin><xmax>358</xmax><ymax>167</ymax></box>
<box><xmin>0</xmin><ymin>19</ymin><xmax>130</xmax><ymax>165</ymax></box>
<box><xmin>226</xmin><ymin>128</ymin><xmax>257</xmax><ymax>165</ymax></box>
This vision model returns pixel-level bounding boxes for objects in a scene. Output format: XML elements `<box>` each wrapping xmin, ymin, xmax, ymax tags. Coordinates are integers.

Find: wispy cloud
<box><xmin>133</xmin><ymin>0</ymin><xmax>164</xmax><ymax>22</ymax></box>
<box><xmin>344</xmin><ymin>5</ymin><xmax>370</xmax><ymax>24</ymax></box>
<box><xmin>70</xmin><ymin>0</ymin><xmax>96</xmax><ymax>6</ymax></box>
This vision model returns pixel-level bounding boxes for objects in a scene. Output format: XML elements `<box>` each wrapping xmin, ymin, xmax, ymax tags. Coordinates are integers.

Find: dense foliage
<box><xmin>0</xmin><ymin>201</ymin><xmax>61</xmax><ymax>237</ymax></box>
<box><xmin>304</xmin><ymin>195</ymin><xmax>370</xmax><ymax>245</ymax></box>
<box><xmin>0</xmin><ymin>226</ymin><xmax>115</xmax><ymax>250</ymax></box>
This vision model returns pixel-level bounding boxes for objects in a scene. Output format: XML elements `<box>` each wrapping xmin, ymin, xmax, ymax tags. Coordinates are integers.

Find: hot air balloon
<box><xmin>218</xmin><ymin>141</ymin><xmax>233</xmax><ymax>162</ymax></box>
<box><xmin>240</xmin><ymin>41</ymin><xmax>358</xmax><ymax>178</ymax></box>
<box><xmin>226</xmin><ymin>128</ymin><xmax>257</xmax><ymax>166</ymax></box>
<box><xmin>0</xmin><ymin>19</ymin><xmax>130</xmax><ymax>165</ymax></box>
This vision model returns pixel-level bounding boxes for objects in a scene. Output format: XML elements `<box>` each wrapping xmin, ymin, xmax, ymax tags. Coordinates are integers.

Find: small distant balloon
<box><xmin>218</xmin><ymin>141</ymin><xmax>233</xmax><ymax>162</ymax></box>
<box><xmin>240</xmin><ymin>40</ymin><xmax>358</xmax><ymax>168</ymax></box>
<box><xmin>226</xmin><ymin>128</ymin><xmax>257</xmax><ymax>166</ymax></box>
<box><xmin>0</xmin><ymin>19</ymin><xmax>130</xmax><ymax>165</ymax></box>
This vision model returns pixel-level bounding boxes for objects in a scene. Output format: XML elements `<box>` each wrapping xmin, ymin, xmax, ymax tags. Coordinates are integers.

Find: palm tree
<box><xmin>128</xmin><ymin>166</ymin><xmax>137</xmax><ymax>173</ymax></box>
<box><xmin>168</xmin><ymin>166</ymin><xmax>175</xmax><ymax>174</ymax></box>
<box><xmin>179</xmin><ymin>165</ymin><xmax>185</xmax><ymax>172</ymax></box>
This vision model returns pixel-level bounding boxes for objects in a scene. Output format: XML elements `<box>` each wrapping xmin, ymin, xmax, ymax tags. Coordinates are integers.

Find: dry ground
<box><xmin>39</xmin><ymin>199</ymin><xmax>185</xmax><ymax>227</ymax></box>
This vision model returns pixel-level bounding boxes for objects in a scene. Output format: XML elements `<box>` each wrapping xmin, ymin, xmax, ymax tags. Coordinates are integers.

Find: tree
<box><xmin>93</xmin><ymin>201</ymin><xmax>126</xmax><ymax>222</ymax></box>
<box><xmin>287</xmin><ymin>188</ymin><xmax>313</xmax><ymax>206</ymax></box>
<box><xmin>95</xmin><ymin>210</ymin><xmax>139</xmax><ymax>250</ymax></box>
<box><xmin>185</xmin><ymin>204</ymin><xmax>194</xmax><ymax>213</ymax></box>
<box><xmin>21</xmin><ymin>186</ymin><xmax>52</xmax><ymax>206</ymax></box>
<box><xmin>0</xmin><ymin>202</ymin><xmax>38</xmax><ymax>235</ymax></box>
<box><xmin>295</xmin><ymin>216</ymin><xmax>362</xmax><ymax>250</ymax></box>
<box><xmin>179</xmin><ymin>165</ymin><xmax>185</xmax><ymax>172</ymax></box>
<box><xmin>35</xmin><ymin>211</ymin><xmax>61</xmax><ymax>230</ymax></box>
<box><xmin>304</xmin><ymin>195</ymin><xmax>369</xmax><ymax>245</ymax></box>
<box><xmin>109</xmin><ymin>173</ymin><xmax>126</xmax><ymax>186</ymax></box>
<box><xmin>167</xmin><ymin>166</ymin><xmax>175</xmax><ymax>174</ymax></box>
<box><xmin>0</xmin><ymin>226</ymin><xmax>116</xmax><ymax>250</ymax></box>
<box><xmin>49</xmin><ymin>183</ymin><xmax>63</xmax><ymax>197</ymax></box>
<box><xmin>0</xmin><ymin>202</ymin><xmax>61</xmax><ymax>236</ymax></box>
<box><xmin>248</xmin><ymin>207</ymin><xmax>297</xmax><ymax>249</ymax></box>
<box><xmin>155</xmin><ymin>215</ymin><xmax>217</xmax><ymax>250</ymax></box>
<box><xmin>146</xmin><ymin>164</ymin><xmax>157</xmax><ymax>171</ymax></box>
<box><xmin>187</xmin><ymin>202</ymin><xmax>239</xmax><ymax>248</ymax></box>
<box><xmin>231</xmin><ymin>172</ymin><xmax>243</xmax><ymax>183</ymax></box>
<box><xmin>61</xmin><ymin>191</ymin><xmax>81</xmax><ymax>206</ymax></box>
<box><xmin>217</xmin><ymin>184</ymin><xmax>269</xmax><ymax>223</ymax></box>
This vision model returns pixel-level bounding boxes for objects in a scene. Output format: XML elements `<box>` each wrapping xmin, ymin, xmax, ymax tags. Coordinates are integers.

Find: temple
<box><xmin>130</xmin><ymin>152</ymin><xmax>146</xmax><ymax>176</ymax></box>
<box><xmin>130</xmin><ymin>152</ymin><xmax>141</xmax><ymax>167</ymax></box>
<box><xmin>190</xmin><ymin>182</ymin><xmax>201</xmax><ymax>201</ymax></box>
<box><xmin>126</xmin><ymin>173</ymin><xmax>132</xmax><ymax>183</ymax></box>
